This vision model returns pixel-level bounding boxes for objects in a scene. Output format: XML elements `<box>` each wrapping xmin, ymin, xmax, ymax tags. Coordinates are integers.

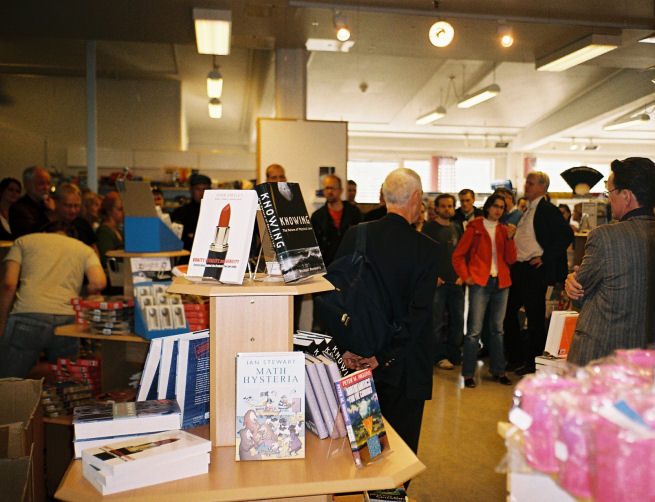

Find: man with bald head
<box><xmin>265</xmin><ymin>164</ymin><xmax>287</xmax><ymax>182</ymax></box>
<box><xmin>9</xmin><ymin>166</ymin><xmax>54</xmax><ymax>238</ymax></box>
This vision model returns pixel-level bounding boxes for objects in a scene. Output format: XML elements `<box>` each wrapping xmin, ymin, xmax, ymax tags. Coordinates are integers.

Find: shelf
<box><xmin>43</xmin><ymin>415</ymin><xmax>73</xmax><ymax>426</ymax></box>
<box><xmin>167</xmin><ymin>274</ymin><xmax>333</xmax><ymax>297</ymax></box>
<box><xmin>54</xmin><ymin>324</ymin><xmax>150</xmax><ymax>344</ymax></box>
<box><xmin>55</xmin><ymin>421</ymin><xmax>425</xmax><ymax>502</ymax></box>
<box><xmin>106</xmin><ymin>249</ymin><xmax>190</xmax><ymax>258</ymax></box>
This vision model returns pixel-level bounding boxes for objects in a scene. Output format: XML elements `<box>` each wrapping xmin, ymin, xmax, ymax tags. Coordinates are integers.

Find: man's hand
<box><xmin>565</xmin><ymin>266</ymin><xmax>583</xmax><ymax>300</ymax></box>
<box><xmin>455</xmin><ymin>277</ymin><xmax>463</xmax><ymax>286</ymax></box>
<box><xmin>506</xmin><ymin>224</ymin><xmax>516</xmax><ymax>239</ymax></box>
<box><xmin>529</xmin><ymin>256</ymin><xmax>543</xmax><ymax>268</ymax></box>
<box><xmin>464</xmin><ymin>276</ymin><xmax>475</xmax><ymax>286</ymax></box>
<box><xmin>342</xmin><ymin>351</ymin><xmax>363</xmax><ymax>370</ymax></box>
<box><xmin>358</xmin><ymin>356</ymin><xmax>379</xmax><ymax>371</ymax></box>
<box><xmin>437</xmin><ymin>277</ymin><xmax>445</xmax><ymax>287</ymax></box>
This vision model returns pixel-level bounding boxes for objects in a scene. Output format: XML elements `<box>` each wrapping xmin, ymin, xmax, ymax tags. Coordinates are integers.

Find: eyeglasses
<box><xmin>602</xmin><ymin>188</ymin><xmax>620</xmax><ymax>198</ymax></box>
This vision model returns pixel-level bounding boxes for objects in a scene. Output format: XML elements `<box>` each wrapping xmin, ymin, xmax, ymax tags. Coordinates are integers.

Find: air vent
<box><xmin>495</xmin><ymin>141</ymin><xmax>509</xmax><ymax>148</ymax></box>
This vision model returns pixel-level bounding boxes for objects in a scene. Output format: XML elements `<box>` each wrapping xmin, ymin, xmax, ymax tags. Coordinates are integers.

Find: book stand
<box><xmin>167</xmin><ymin>274</ymin><xmax>333</xmax><ymax>447</ymax></box>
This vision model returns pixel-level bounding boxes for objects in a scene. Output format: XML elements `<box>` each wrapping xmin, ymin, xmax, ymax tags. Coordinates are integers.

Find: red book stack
<box><xmin>183</xmin><ymin>302</ymin><xmax>209</xmax><ymax>332</ymax></box>
<box><xmin>50</xmin><ymin>358</ymin><xmax>102</xmax><ymax>396</ymax></box>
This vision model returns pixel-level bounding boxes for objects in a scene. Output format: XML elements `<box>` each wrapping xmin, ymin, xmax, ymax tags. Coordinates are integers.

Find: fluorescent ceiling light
<box><xmin>305</xmin><ymin>38</ymin><xmax>355</xmax><ymax>52</ymax></box>
<box><xmin>208</xmin><ymin>98</ymin><xmax>222</xmax><ymax>119</ymax></box>
<box><xmin>457</xmin><ymin>84</ymin><xmax>500</xmax><ymax>109</ymax></box>
<box><xmin>603</xmin><ymin>113</ymin><xmax>650</xmax><ymax>131</ymax></box>
<box><xmin>416</xmin><ymin>106</ymin><xmax>446</xmax><ymax>125</ymax></box>
<box><xmin>207</xmin><ymin>69</ymin><xmax>223</xmax><ymax>98</ymax></box>
<box><xmin>536</xmin><ymin>34</ymin><xmax>620</xmax><ymax>72</ymax></box>
<box><xmin>639</xmin><ymin>35</ymin><xmax>655</xmax><ymax>44</ymax></box>
<box><xmin>193</xmin><ymin>8</ymin><xmax>231</xmax><ymax>55</ymax></box>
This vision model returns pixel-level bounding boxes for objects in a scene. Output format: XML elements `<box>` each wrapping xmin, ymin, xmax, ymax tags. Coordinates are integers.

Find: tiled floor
<box><xmin>407</xmin><ymin>360</ymin><xmax>516</xmax><ymax>502</ymax></box>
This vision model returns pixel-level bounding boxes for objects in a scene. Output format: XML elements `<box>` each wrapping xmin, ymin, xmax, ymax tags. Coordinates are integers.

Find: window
<box><xmin>535</xmin><ymin>159</ymin><xmax>609</xmax><ymax>193</ymax></box>
<box><xmin>346</xmin><ymin>161</ymin><xmax>399</xmax><ymax>203</ymax></box>
<box><xmin>437</xmin><ymin>157</ymin><xmax>494</xmax><ymax>194</ymax></box>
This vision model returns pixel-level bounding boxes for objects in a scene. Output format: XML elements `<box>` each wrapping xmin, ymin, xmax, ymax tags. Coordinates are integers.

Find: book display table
<box><xmin>55</xmin><ymin>422</ymin><xmax>425</xmax><ymax>501</ymax></box>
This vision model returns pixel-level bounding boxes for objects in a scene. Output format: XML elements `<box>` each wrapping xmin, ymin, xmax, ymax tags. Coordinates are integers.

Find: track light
<box><xmin>208</xmin><ymin>98</ymin><xmax>222</xmax><ymax>119</ymax></box>
<box><xmin>536</xmin><ymin>33</ymin><xmax>620</xmax><ymax>72</ymax></box>
<box><xmin>429</xmin><ymin>21</ymin><xmax>454</xmax><ymax>48</ymax></box>
<box><xmin>498</xmin><ymin>24</ymin><xmax>514</xmax><ymax>48</ymax></box>
<box><xmin>603</xmin><ymin>113</ymin><xmax>650</xmax><ymax>131</ymax></box>
<box><xmin>457</xmin><ymin>84</ymin><xmax>500</xmax><ymax>108</ymax></box>
<box><xmin>206</xmin><ymin>63</ymin><xmax>223</xmax><ymax>98</ymax></box>
<box><xmin>193</xmin><ymin>8</ymin><xmax>232</xmax><ymax>55</ymax></box>
<box><xmin>416</xmin><ymin>106</ymin><xmax>446</xmax><ymax>125</ymax></box>
<box><xmin>334</xmin><ymin>13</ymin><xmax>350</xmax><ymax>42</ymax></box>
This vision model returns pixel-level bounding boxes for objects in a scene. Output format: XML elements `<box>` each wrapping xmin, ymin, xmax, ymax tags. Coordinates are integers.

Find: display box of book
<box><xmin>235</xmin><ymin>352</ymin><xmax>305</xmax><ymax>460</ymax></box>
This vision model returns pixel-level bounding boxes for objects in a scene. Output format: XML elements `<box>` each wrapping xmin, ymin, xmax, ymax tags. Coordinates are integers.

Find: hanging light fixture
<box><xmin>193</xmin><ymin>8</ymin><xmax>232</xmax><ymax>55</ymax></box>
<box><xmin>536</xmin><ymin>33</ymin><xmax>620</xmax><ymax>72</ymax></box>
<box><xmin>416</xmin><ymin>106</ymin><xmax>447</xmax><ymax>125</ymax></box>
<box><xmin>208</xmin><ymin>98</ymin><xmax>222</xmax><ymax>119</ymax></box>
<box><xmin>498</xmin><ymin>23</ymin><xmax>514</xmax><ymax>48</ymax></box>
<box><xmin>457</xmin><ymin>84</ymin><xmax>500</xmax><ymax>108</ymax></box>
<box><xmin>334</xmin><ymin>12</ymin><xmax>350</xmax><ymax>42</ymax></box>
<box><xmin>603</xmin><ymin>113</ymin><xmax>650</xmax><ymax>131</ymax></box>
<box><xmin>207</xmin><ymin>57</ymin><xmax>223</xmax><ymax>98</ymax></box>
<box><xmin>429</xmin><ymin>21</ymin><xmax>454</xmax><ymax>48</ymax></box>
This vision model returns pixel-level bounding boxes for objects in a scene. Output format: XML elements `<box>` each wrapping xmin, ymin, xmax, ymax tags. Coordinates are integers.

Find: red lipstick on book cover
<box><xmin>203</xmin><ymin>203</ymin><xmax>231</xmax><ymax>280</ymax></box>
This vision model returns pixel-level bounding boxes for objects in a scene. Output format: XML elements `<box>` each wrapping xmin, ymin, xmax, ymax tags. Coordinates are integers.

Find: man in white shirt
<box><xmin>504</xmin><ymin>171</ymin><xmax>573</xmax><ymax>374</ymax></box>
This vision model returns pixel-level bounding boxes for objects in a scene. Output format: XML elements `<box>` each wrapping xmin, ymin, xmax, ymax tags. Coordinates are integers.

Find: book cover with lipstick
<box><xmin>255</xmin><ymin>182</ymin><xmax>326</xmax><ymax>283</ymax></box>
<box><xmin>187</xmin><ymin>190</ymin><xmax>258</xmax><ymax>284</ymax></box>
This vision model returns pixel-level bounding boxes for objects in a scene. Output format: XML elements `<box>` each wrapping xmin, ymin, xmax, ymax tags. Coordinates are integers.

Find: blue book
<box><xmin>175</xmin><ymin>330</ymin><xmax>210</xmax><ymax>429</ymax></box>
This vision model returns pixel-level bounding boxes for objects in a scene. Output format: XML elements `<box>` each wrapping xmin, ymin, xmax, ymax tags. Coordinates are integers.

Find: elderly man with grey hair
<box><xmin>9</xmin><ymin>166</ymin><xmax>54</xmax><ymax>238</ymax></box>
<box><xmin>504</xmin><ymin>171</ymin><xmax>573</xmax><ymax>375</ymax></box>
<box><xmin>333</xmin><ymin>167</ymin><xmax>439</xmax><ymax>458</ymax></box>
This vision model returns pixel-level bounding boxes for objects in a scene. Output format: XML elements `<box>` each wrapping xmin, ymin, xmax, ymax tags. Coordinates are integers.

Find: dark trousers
<box><xmin>375</xmin><ymin>382</ymin><xmax>425</xmax><ymax>455</ymax></box>
<box><xmin>504</xmin><ymin>261</ymin><xmax>547</xmax><ymax>368</ymax></box>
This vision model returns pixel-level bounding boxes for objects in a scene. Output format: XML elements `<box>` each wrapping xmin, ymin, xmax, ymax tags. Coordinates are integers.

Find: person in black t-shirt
<box><xmin>171</xmin><ymin>173</ymin><xmax>211</xmax><ymax>255</ymax></box>
<box><xmin>9</xmin><ymin>166</ymin><xmax>53</xmax><ymax>238</ymax></box>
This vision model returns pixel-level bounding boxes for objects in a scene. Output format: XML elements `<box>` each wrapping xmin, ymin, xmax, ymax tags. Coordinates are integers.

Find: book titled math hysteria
<box><xmin>254</xmin><ymin>182</ymin><xmax>326</xmax><ymax>283</ymax></box>
<box><xmin>333</xmin><ymin>368</ymin><xmax>389</xmax><ymax>468</ymax></box>
<box><xmin>235</xmin><ymin>352</ymin><xmax>305</xmax><ymax>461</ymax></box>
<box><xmin>187</xmin><ymin>190</ymin><xmax>258</xmax><ymax>284</ymax></box>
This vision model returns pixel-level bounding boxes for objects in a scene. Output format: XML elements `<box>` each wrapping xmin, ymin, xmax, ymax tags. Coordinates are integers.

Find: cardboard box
<box><xmin>0</xmin><ymin>378</ymin><xmax>44</xmax><ymax>502</ymax></box>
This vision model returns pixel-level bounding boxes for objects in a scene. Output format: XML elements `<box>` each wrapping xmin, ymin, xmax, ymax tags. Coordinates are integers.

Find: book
<box><xmin>544</xmin><ymin>311</ymin><xmax>579</xmax><ymax>358</ymax></box>
<box><xmin>136</xmin><ymin>338</ymin><xmax>162</xmax><ymax>401</ymax></box>
<box><xmin>158</xmin><ymin>335</ymin><xmax>180</xmax><ymax>399</ymax></box>
<box><xmin>297</xmin><ymin>330</ymin><xmax>349</xmax><ymax>377</ymax></box>
<box><xmin>254</xmin><ymin>182</ymin><xmax>326</xmax><ymax>283</ymax></box>
<box><xmin>186</xmin><ymin>189</ymin><xmax>259</xmax><ymax>284</ymax></box>
<box><xmin>82</xmin><ymin>429</ymin><xmax>211</xmax><ymax>477</ymax></box>
<box><xmin>316</xmin><ymin>353</ymin><xmax>348</xmax><ymax>437</ymax></box>
<box><xmin>304</xmin><ymin>367</ymin><xmax>329</xmax><ymax>439</ymax></box>
<box><xmin>82</xmin><ymin>452</ymin><xmax>209</xmax><ymax>495</ymax></box>
<box><xmin>255</xmin><ymin>207</ymin><xmax>282</xmax><ymax>276</ymax></box>
<box><xmin>304</xmin><ymin>355</ymin><xmax>335</xmax><ymax>438</ymax></box>
<box><xmin>73</xmin><ymin>399</ymin><xmax>181</xmax><ymax>440</ymax></box>
<box><xmin>365</xmin><ymin>488</ymin><xmax>409</xmax><ymax>501</ymax></box>
<box><xmin>333</xmin><ymin>368</ymin><xmax>389</xmax><ymax>468</ymax></box>
<box><xmin>74</xmin><ymin>432</ymin><xmax>156</xmax><ymax>459</ymax></box>
<box><xmin>235</xmin><ymin>352</ymin><xmax>305</xmax><ymax>460</ymax></box>
<box><xmin>175</xmin><ymin>330</ymin><xmax>210</xmax><ymax>429</ymax></box>
<box><xmin>306</xmin><ymin>354</ymin><xmax>346</xmax><ymax>438</ymax></box>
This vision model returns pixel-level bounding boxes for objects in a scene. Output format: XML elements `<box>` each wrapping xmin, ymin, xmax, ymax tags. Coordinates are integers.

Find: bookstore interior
<box><xmin>3</xmin><ymin>2</ymin><xmax>655</xmax><ymax>502</ymax></box>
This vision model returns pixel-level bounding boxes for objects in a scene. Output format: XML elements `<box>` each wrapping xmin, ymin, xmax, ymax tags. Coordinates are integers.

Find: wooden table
<box><xmin>55</xmin><ymin>421</ymin><xmax>425</xmax><ymax>502</ymax></box>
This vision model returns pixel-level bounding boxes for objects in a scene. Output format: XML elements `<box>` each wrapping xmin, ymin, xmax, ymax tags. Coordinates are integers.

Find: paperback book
<box><xmin>235</xmin><ymin>352</ymin><xmax>305</xmax><ymax>461</ymax></box>
<box><xmin>333</xmin><ymin>368</ymin><xmax>389</xmax><ymax>468</ymax></box>
<box><xmin>82</xmin><ymin>429</ymin><xmax>211</xmax><ymax>477</ymax></box>
<box><xmin>254</xmin><ymin>182</ymin><xmax>326</xmax><ymax>283</ymax></box>
<box><xmin>186</xmin><ymin>189</ymin><xmax>258</xmax><ymax>284</ymax></box>
<box><xmin>73</xmin><ymin>399</ymin><xmax>181</xmax><ymax>440</ymax></box>
<box><xmin>175</xmin><ymin>330</ymin><xmax>210</xmax><ymax>429</ymax></box>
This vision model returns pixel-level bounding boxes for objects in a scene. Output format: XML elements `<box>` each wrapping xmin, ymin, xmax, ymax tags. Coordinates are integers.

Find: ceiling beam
<box><xmin>513</xmin><ymin>69</ymin><xmax>655</xmax><ymax>151</ymax></box>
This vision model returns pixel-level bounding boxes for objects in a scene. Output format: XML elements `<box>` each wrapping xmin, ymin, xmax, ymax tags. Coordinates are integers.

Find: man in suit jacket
<box><xmin>334</xmin><ymin>168</ymin><xmax>439</xmax><ymax>456</ymax></box>
<box><xmin>504</xmin><ymin>171</ymin><xmax>573</xmax><ymax>374</ymax></box>
<box><xmin>566</xmin><ymin>157</ymin><xmax>655</xmax><ymax>365</ymax></box>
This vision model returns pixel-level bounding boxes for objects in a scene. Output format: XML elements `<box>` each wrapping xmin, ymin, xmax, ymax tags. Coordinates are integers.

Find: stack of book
<box><xmin>183</xmin><ymin>302</ymin><xmax>209</xmax><ymax>332</ymax></box>
<box><xmin>49</xmin><ymin>357</ymin><xmax>102</xmax><ymax>395</ymax></box>
<box><xmin>81</xmin><ymin>429</ymin><xmax>211</xmax><ymax>495</ymax></box>
<box><xmin>71</xmin><ymin>296</ymin><xmax>135</xmax><ymax>336</ymax></box>
<box><xmin>72</xmin><ymin>399</ymin><xmax>182</xmax><ymax>459</ymax></box>
<box><xmin>41</xmin><ymin>382</ymin><xmax>95</xmax><ymax>418</ymax></box>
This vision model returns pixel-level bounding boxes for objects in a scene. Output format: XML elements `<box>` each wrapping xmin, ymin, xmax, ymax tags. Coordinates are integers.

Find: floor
<box><xmin>407</xmin><ymin>359</ymin><xmax>516</xmax><ymax>502</ymax></box>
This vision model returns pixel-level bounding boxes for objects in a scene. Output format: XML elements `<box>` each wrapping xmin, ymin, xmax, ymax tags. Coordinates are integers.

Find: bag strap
<box><xmin>355</xmin><ymin>222</ymin><xmax>368</xmax><ymax>256</ymax></box>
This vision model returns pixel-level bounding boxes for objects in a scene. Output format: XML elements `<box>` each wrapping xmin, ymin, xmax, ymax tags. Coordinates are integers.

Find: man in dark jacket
<box><xmin>505</xmin><ymin>171</ymin><xmax>573</xmax><ymax>374</ymax></box>
<box><xmin>452</xmin><ymin>188</ymin><xmax>483</xmax><ymax>233</ymax></box>
<box><xmin>334</xmin><ymin>168</ymin><xmax>439</xmax><ymax>455</ymax></box>
<box><xmin>9</xmin><ymin>166</ymin><xmax>53</xmax><ymax>238</ymax></box>
<box><xmin>171</xmin><ymin>173</ymin><xmax>211</xmax><ymax>253</ymax></box>
<box><xmin>310</xmin><ymin>174</ymin><xmax>361</xmax><ymax>266</ymax></box>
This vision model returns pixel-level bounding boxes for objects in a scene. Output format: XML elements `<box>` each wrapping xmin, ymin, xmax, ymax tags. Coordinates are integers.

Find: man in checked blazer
<box><xmin>566</xmin><ymin>157</ymin><xmax>655</xmax><ymax>365</ymax></box>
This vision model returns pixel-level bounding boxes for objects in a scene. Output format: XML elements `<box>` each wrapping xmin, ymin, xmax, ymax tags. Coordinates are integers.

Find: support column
<box><xmin>86</xmin><ymin>40</ymin><xmax>98</xmax><ymax>192</ymax></box>
<box><xmin>274</xmin><ymin>48</ymin><xmax>307</xmax><ymax>119</ymax></box>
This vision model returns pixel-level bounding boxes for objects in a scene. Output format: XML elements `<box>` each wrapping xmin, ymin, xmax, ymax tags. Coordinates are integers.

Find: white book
<box><xmin>158</xmin><ymin>334</ymin><xmax>180</xmax><ymax>399</ymax></box>
<box><xmin>82</xmin><ymin>429</ymin><xmax>211</xmax><ymax>477</ymax></box>
<box><xmin>73</xmin><ymin>400</ymin><xmax>181</xmax><ymax>440</ymax></box>
<box><xmin>304</xmin><ymin>367</ymin><xmax>328</xmax><ymax>439</ymax></box>
<box><xmin>136</xmin><ymin>338</ymin><xmax>163</xmax><ymax>401</ymax></box>
<box><xmin>316</xmin><ymin>354</ymin><xmax>347</xmax><ymax>437</ymax></box>
<box><xmin>186</xmin><ymin>189</ymin><xmax>258</xmax><ymax>284</ymax></box>
<box><xmin>304</xmin><ymin>355</ymin><xmax>335</xmax><ymax>437</ymax></box>
<box><xmin>235</xmin><ymin>352</ymin><xmax>305</xmax><ymax>461</ymax></box>
<box><xmin>82</xmin><ymin>452</ymin><xmax>209</xmax><ymax>495</ymax></box>
<box><xmin>544</xmin><ymin>310</ymin><xmax>577</xmax><ymax>357</ymax></box>
<box><xmin>74</xmin><ymin>432</ymin><xmax>157</xmax><ymax>459</ymax></box>
<box><xmin>305</xmin><ymin>354</ymin><xmax>342</xmax><ymax>437</ymax></box>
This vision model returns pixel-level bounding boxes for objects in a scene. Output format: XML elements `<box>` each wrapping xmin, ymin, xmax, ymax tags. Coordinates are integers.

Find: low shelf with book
<box><xmin>56</xmin><ymin>421</ymin><xmax>425</xmax><ymax>502</ymax></box>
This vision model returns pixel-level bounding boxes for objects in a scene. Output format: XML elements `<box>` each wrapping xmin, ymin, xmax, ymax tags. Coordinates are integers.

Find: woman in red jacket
<box><xmin>452</xmin><ymin>193</ymin><xmax>517</xmax><ymax>388</ymax></box>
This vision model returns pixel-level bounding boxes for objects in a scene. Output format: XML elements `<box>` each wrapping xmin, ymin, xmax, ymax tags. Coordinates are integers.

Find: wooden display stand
<box><xmin>167</xmin><ymin>274</ymin><xmax>333</xmax><ymax>447</ymax></box>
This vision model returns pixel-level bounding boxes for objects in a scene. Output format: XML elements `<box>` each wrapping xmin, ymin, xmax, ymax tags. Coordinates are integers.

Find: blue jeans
<box><xmin>462</xmin><ymin>277</ymin><xmax>509</xmax><ymax>378</ymax></box>
<box><xmin>0</xmin><ymin>313</ymin><xmax>78</xmax><ymax>378</ymax></box>
<box><xmin>433</xmin><ymin>282</ymin><xmax>464</xmax><ymax>364</ymax></box>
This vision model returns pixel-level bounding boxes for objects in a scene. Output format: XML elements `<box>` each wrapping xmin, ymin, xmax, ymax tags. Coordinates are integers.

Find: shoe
<box><xmin>437</xmin><ymin>359</ymin><xmax>454</xmax><ymax>370</ymax></box>
<box><xmin>464</xmin><ymin>377</ymin><xmax>476</xmax><ymax>388</ymax></box>
<box><xmin>515</xmin><ymin>366</ymin><xmax>536</xmax><ymax>376</ymax></box>
<box><xmin>492</xmin><ymin>374</ymin><xmax>513</xmax><ymax>386</ymax></box>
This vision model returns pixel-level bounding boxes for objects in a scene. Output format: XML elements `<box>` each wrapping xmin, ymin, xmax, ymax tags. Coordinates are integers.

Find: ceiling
<box><xmin>1</xmin><ymin>0</ymin><xmax>655</xmax><ymax>157</ymax></box>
